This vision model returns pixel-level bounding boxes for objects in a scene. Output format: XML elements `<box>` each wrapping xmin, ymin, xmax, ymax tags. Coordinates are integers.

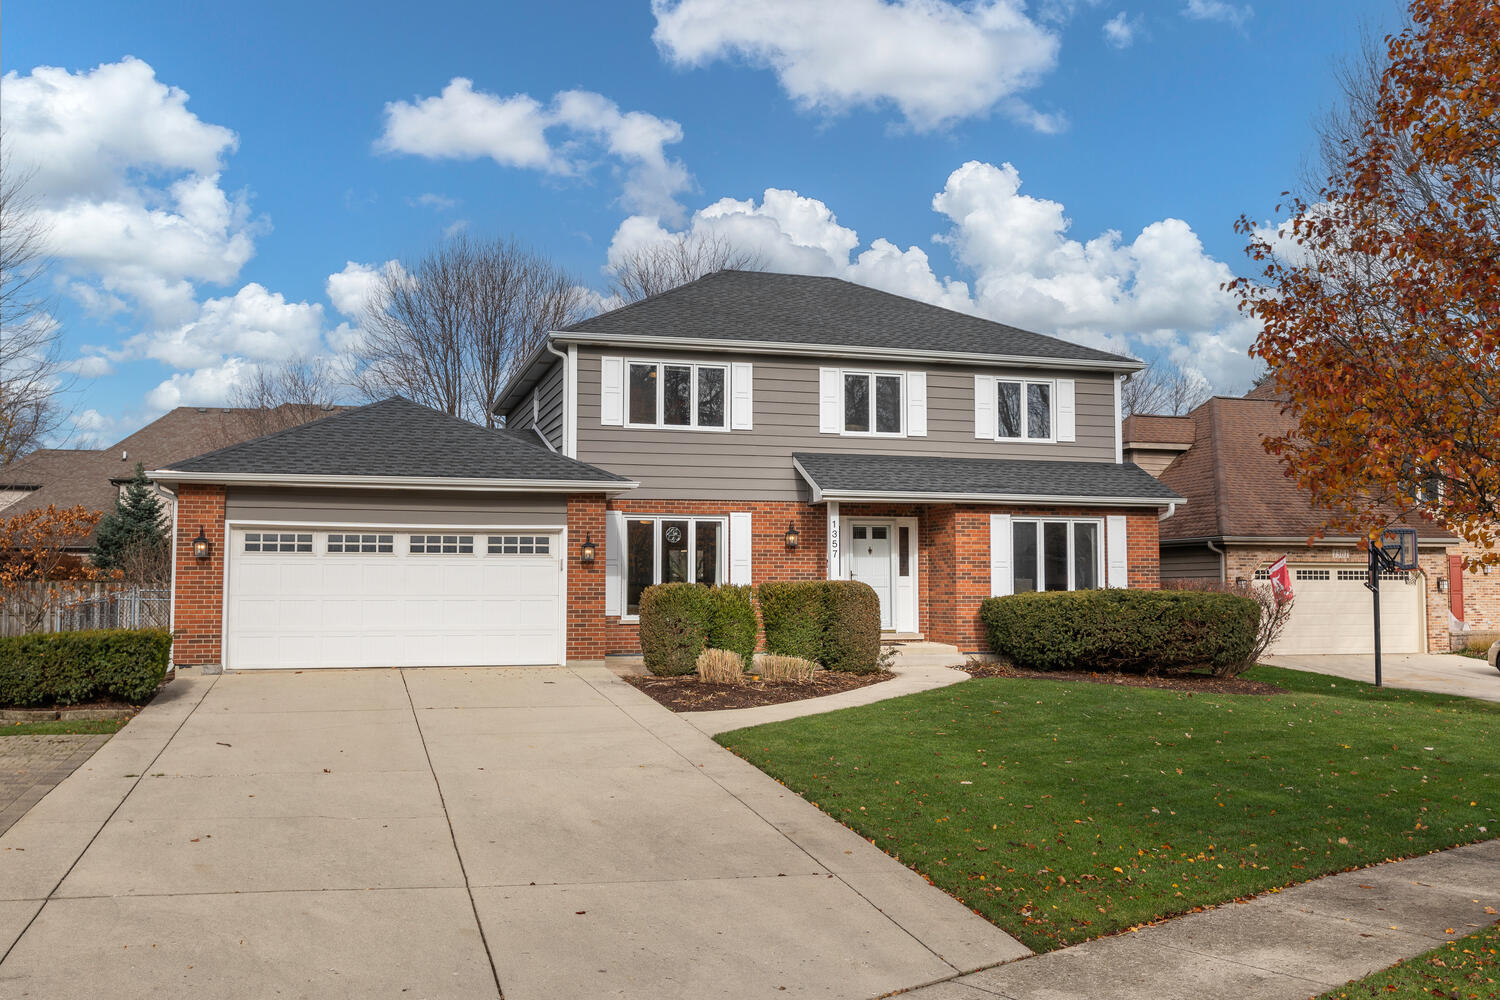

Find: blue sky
<box><xmin>3</xmin><ymin>0</ymin><xmax>1390</xmax><ymax>445</ymax></box>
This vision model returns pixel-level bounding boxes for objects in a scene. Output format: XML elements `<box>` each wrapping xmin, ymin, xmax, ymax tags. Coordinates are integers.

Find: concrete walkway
<box><xmin>0</xmin><ymin>663</ymin><xmax>1024</xmax><ymax>1000</ymax></box>
<box><xmin>1264</xmin><ymin>652</ymin><xmax>1500</xmax><ymax>702</ymax></box>
<box><xmin>901</xmin><ymin>839</ymin><xmax>1500</xmax><ymax>1000</ymax></box>
<box><xmin>683</xmin><ymin>645</ymin><xmax>972</xmax><ymax>737</ymax></box>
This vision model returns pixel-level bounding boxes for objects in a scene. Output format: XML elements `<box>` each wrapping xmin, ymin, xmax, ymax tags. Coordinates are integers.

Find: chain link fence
<box><xmin>1</xmin><ymin>585</ymin><xmax>170</xmax><ymax>636</ymax></box>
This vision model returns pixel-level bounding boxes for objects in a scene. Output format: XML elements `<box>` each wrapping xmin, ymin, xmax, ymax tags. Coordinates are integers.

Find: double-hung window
<box><xmin>624</xmin><ymin>517</ymin><xmax>725</xmax><ymax>617</ymax></box>
<box><xmin>1010</xmin><ymin>518</ymin><xmax>1100</xmax><ymax>593</ymax></box>
<box><xmin>626</xmin><ymin>361</ymin><xmax>727</xmax><ymax>429</ymax></box>
<box><xmin>996</xmin><ymin>379</ymin><xmax>1054</xmax><ymax>441</ymax></box>
<box><xmin>842</xmin><ymin>370</ymin><xmax>904</xmax><ymax>436</ymax></box>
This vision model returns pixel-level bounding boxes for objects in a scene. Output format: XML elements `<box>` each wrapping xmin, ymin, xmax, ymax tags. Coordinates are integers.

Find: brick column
<box><xmin>172</xmin><ymin>484</ymin><xmax>226</xmax><ymax>668</ymax></box>
<box><xmin>1125</xmin><ymin>511</ymin><xmax>1161</xmax><ymax>589</ymax></box>
<box><xmin>566</xmin><ymin>493</ymin><xmax>608</xmax><ymax>660</ymax></box>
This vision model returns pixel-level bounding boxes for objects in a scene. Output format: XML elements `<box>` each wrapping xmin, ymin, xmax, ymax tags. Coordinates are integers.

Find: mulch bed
<box><xmin>625</xmin><ymin>670</ymin><xmax>893</xmax><ymax>712</ymax></box>
<box><xmin>960</xmin><ymin>659</ymin><xmax>1286</xmax><ymax>696</ymax></box>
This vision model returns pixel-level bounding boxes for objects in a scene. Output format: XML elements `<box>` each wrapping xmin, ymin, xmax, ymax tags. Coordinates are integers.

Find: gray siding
<box><xmin>574</xmin><ymin>347</ymin><xmax>1120</xmax><ymax>501</ymax></box>
<box><xmin>1161</xmin><ymin>543</ymin><xmax>1222</xmax><ymax>582</ymax></box>
<box><xmin>503</xmin><ymin>360</ymin><xmax>565</xmax><ymax>451</ymax></box>
<box><xmin>225</xmin><ymin>487</ymin><xmax>567</xmax><ymax>527</ymax></box>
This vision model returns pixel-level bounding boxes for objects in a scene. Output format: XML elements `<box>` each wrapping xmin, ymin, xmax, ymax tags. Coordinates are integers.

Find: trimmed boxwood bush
<box><xmin>0</xmin><ymin>628</ymin><xmax>172</xmax><ymax>707</ymax></box>
<box><xmin>638</xmin><ymin>583</ymin><xmax>757</xmax><ymax>676</ymax></box>
<box><xmin>979</xmin><ymin>589</ymin><xmax>1260</xmax><ymax>676</ymax></box>
<box><xmin>758</xmin><ymin>580</ymin><xmax>884</xmax><ymax>674</ymax></box>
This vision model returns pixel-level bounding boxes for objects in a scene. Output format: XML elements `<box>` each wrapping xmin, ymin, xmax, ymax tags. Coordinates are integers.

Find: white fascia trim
<box><xmin>1166</xmin><ymin>534</ymin><xmax>1451</xmax><ymax>548</ymax></box>
<box><xmin>552</xmin><ymin>332</ymin><xmax>1144</xmax><ymax>374</ymax></box>
<box><xmin>149</xmin><ymin>471</ymin><xmax>638</xmax><ymax>493</ymax></box>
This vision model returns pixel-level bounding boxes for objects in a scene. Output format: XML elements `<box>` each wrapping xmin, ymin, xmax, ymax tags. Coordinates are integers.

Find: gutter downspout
<box><xmin>545</xmin><ymin>340</ymin><xmax>569</xmax><ymax>456</ymax></box>
<box><xmin>1206</xmin><ymin>539</ymin><xmax>1227</xmax><ymax>583</ymax></box>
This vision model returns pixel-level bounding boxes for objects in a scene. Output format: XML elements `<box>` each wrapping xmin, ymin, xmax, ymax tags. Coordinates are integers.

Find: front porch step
<box><xmin>884</xmin><ymin>641</ymin><xmax>966</xmax><ymax>668</ymax></box>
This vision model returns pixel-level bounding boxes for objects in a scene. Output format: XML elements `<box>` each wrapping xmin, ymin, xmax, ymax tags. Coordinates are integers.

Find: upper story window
<box><xmin>997</xmin><ymin>379</ymin><xmax>1053</xmax><ymax>441</ymax></box>
<box><xmin>627</xmin><ymin>361</ymin><xmax>727</xmax><ymax>430</ymax></box>
<box><xmin>842</xmin><ymin>371</ymin><xmax>904</xmax><ymax>436</ymax></box>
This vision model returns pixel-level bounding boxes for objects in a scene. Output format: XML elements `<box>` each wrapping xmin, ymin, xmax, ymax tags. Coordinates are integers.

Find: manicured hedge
<box><xmin>0</xmin><ymin>628</ymin><xmax>172</xmax><ymax>707</ymax></box>
<box><xmin>979</xmin><ymin>589</ymin><xmax>1260</xmax><ymax>676</ymax></box>
<box><xmin>758</xmin><ymin>580</ymin><xmax>884</xmax><ymax>674</ymax></box>
<box><xmin>638</xmin><ymin>583</ymin><xmax>757</xmax><ymax>676</ymax></box>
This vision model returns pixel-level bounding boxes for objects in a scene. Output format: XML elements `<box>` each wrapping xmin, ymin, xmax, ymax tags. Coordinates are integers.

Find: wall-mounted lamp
<box><xmin>191</xmin><ymin>527</ymin><xmax>212</xmax><ymax>561</ymax></box>
<box><xmin>785</xmin><ymin>522</ymin><xmax>800</xmax><ymax>549</ymax></box>
<box><xmin>580</xmin><ymin>534</ymin><xmax>597</xmax><ymax>565</ymax></box>
<box><xmin>1234</xmin><ymin>576</ymin><xmax>1247</xmax><ymax>587</ymax></box>
<box><xmin>1436</xmin><ymin>577</ymin><xmax>1446</xmax><ymax>593</ymax></box>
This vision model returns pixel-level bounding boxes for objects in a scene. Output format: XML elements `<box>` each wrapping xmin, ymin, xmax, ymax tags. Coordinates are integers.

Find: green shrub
<box><xmin>979</xmin><ymin>589</ymin><xmax>1260</xmax><ymax>676</ymax></box>
<box><xmin>758</xmin><ymin>581</ymin><xmax>827</xmax><ymax>662</ymax></box>
<box><xmin>638</xmin><ymin>583</ymin><xmax>759</xmax><ymax>677</ymax></box>
<box><xmin>0</xmin><ymin>628</ymin><xmax>172</xmax><ymax>707</ymax></box>
<box><xmin>707</xmin><ymin>584</ymin><xmax>757</xmax><ymax>665</ymax></box>
<box><xmin>758</xmin><ymin>580</ymin><xmax>884</xmax><ymax>674</ymax></box>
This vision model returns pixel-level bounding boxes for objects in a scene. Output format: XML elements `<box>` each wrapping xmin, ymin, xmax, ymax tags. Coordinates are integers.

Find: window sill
<box><xmin>621</xmin><ymin>423</ymin><xmax>732</xmax><ymax>433</ymax></box>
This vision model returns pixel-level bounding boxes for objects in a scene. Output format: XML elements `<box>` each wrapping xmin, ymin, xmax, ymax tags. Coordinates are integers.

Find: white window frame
<box><xmin>623</xmin><ymin>359</ymin><xmax>731</xmax><ymax>432</ymax></box>
<box><xmin>621</xmin><ymin>515</ymin><xmax>728</xmax><ymax>621</ymax></box>
<box><xmin>995</xmin><ymin>377</ymin><xmax>1058</xmax><ymax>443</ymax></box>
<box><xmin>1010</xmin><ymin>517</ymin><xmax>1104</xmax><ymax>593</ymax></box>
<box><xmin>839</xmin><ymin>369</ymin><xmax>906</xmax><ymax>438</ymax></box>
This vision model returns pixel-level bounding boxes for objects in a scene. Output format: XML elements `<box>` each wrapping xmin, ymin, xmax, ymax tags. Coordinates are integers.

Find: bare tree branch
<box><xmin>1119</xmin><ymin>359</ymin><xmax>1213</xmax><ymax>417</ymax></box>
<box><xmin>609</xmin><ymin>231</ymin><xmax>762</xmax><ymax>303</ymax></box>
<box><xmin>216</xmin><ymin>355</ymin><xmax>347</xmax><ymax>445</ymax></box>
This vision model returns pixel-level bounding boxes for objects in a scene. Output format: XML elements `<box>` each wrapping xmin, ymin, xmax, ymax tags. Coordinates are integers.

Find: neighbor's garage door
<box><xmin>225</xmin><ymin>528</ymin><xmax>564</xmax><ymax>669</ymax></box>
<box><xmin>1266</xmin><ymin>565</ymin><xmax>1424</xmax><ymax>656</ymax></box>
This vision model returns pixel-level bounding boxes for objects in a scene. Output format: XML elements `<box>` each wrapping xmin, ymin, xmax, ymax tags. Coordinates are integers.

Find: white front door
<box><xmin>849</xmin><ymin>523</ymin><xmax>895</xmax><ymax>630</ymax></box>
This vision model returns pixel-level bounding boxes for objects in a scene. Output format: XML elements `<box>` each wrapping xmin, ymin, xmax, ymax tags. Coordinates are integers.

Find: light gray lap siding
<box><xmin>224</xmin><ymin>487</ymin><xmax>568</xmax><ymax>527</ymax></box>
<box><xmin>574</xmin><ymin>347</ymin><xmax>1119</xmax><ymax>501</ymax></box>
<box><xmin>503</xmin><ymin>359</ymin><xmax>565</xmax><ymax>451</ymax></box>
<box><xmin>1160</xmin><ymin>543</ymin><xmax>1223</xmax><ymax>581</ymax></box>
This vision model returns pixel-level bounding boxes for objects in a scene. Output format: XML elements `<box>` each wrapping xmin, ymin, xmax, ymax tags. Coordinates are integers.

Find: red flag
<box><xmin>1268</xmin><ymin>556</ymin><xmax>1293</xmax><ymax>601</ymax></box>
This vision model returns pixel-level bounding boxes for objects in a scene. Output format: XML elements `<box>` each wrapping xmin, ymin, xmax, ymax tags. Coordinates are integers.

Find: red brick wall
<box><xmin>171</xmin><ymin>484</ymin><xmax>226</xmax><ymax>666</ymax></box>
<box><xmin>566</xmin><ymin>494</ymin><xmax>609</xmax><ymax>659</ymax></box>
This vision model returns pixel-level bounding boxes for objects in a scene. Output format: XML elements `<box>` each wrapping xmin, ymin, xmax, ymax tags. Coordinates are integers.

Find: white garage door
<box><xmin>1266</xmin><ymin>565</ymin><xmax>1424</xmax><ymax>656</ymax></box>
<box><xmin>226</xmin><ymin>527</ymin><xmax>564</xmax><ymax>669</ymax></box>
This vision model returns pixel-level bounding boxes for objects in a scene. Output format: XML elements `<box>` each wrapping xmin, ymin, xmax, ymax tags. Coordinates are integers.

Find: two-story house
<box><xmin>155</xmin><ymin>271</ymin><xmax>1180</xmax><ymax>671</ymax></box>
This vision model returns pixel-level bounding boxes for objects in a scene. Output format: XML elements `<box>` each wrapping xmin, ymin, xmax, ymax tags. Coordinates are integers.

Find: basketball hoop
<box><xmin>1378</xmin><ymin>527</ymin><xmax>1418</xmax><ymax>571</ymax></box>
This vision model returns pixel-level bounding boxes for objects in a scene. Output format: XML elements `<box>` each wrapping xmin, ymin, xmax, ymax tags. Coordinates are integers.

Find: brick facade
<box><xmin>171</xmin><ymin>483</ymin><xmax>226</xmax><ymax>667</ymax></box>
<box><xmin>1456</xmin><ymin>540</ymin><xmax>1500</xmax><ymax>633</ymax></box>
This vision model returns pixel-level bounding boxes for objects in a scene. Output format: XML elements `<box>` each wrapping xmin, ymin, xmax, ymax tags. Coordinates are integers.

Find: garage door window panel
<box><xmin>488</xmin><ymin>534</ymin><xmax>550</xmax><ymax>555</ymax></box>
<box><xmin>411</xmin><ymin>534</ymin><xmax>474</xmax><ymax>554</ymax></box>
<box><xmin>327</xmin><ymin>533</ymin><xmax>394</xmax><ymax>553</ymax></box>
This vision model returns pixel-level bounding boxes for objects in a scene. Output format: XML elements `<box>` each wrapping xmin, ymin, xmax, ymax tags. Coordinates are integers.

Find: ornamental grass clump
<box><xmin>754</xmin><ymin>653</ymin><xmax>818</xmax><ymax>684</ymax></box>
<box><xmin>695</xmin><ymin>648</ymin><xmax>746</xmax><ymax>685</ymax></box>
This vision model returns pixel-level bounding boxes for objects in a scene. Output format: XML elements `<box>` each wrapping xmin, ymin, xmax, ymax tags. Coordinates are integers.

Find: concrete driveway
<box><xmin>1263</xmin><ymin>652</ymin><xmax>1500</xmax><ymax>702</ymax></box>
<box><xmin>0</xmin><ymin>664</ymin><xmax>1024</xmax><ymax>999</ymax></box>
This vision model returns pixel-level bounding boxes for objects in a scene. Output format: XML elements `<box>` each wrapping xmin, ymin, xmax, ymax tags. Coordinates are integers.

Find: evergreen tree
<box><xmin>91</xmin><ymin>463</ymin><xmax>168</xmax><ymax>573</ymax></box>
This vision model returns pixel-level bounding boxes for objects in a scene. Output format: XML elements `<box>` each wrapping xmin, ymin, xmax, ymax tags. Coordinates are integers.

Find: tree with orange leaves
<box><xmin>1230</xmin><ymin>0</ymin><xmax>1499</xmax><ymax>565</ymax></box>
<box><xmin>0</xmin><ymin>505</ymin><xmax>116</xmax><ymax>632</ymax></box>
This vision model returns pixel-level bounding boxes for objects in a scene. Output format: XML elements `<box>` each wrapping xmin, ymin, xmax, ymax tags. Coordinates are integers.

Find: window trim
<box><xmin>1010</xmin><ymin>516</ymin><xmax>1103</xmax><ymax>593</ymax></box>
<box><xmin>994</xmin><ymin>377</ymin><xmax>1058</xmax><ymax>444</ymax></box>
<box><xmin>838</xmin><ymin>368</ymin><xmax>906</xmax><ymax>438</ymax></box>
<box><xmin>623</xmin><ymin>358</ymin><xmax>731</xmax><ymax>432</ymax></box>
<box><xmin>621</xmin><ymin>515</ymin><xmax>728</xmax><ymax>621</ymax></box>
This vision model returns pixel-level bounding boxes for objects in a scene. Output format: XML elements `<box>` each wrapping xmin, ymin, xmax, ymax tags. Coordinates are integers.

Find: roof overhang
<box><xmin>1123</xmin><ymin>440</ymin><xmax>1193</xmax><ymax>453</ymax></box>
<box><xmin>1161</xmin><ymin>534</ymin><xmax>1455</xmax><ymax>548</ymax></box>
<box><xmin>792</xmin><ymin>458</ymin><xmax>1181</xmax><ymax>510</ymax></box>
<box><xmin>147</xmin><ymin>470</ymin><xmax>638</xmax><ymax>494</ymax></box>
<box><xmin>493</xmin><ymin>339</ymin><xmax>562</xmax><ymax>414</ymax></box>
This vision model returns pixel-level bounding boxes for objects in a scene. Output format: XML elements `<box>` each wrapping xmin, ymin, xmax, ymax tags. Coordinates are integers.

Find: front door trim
<box><xmin>837</xmin><ymin>515</ymin><xmax>919</xmax><ymax>634</ymax></box>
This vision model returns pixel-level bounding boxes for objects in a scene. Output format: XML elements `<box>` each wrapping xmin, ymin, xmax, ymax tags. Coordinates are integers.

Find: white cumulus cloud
<box><xmin>1182</xmin><ymin>0</ymin><xmax>1251</xmax><ymax>27</ymax></box>
<box><xmin>1102</xmin><ymin>11</ymin><xmax>1139</xmax><ymax>48</ymax></box>
<box><xmin>651</xmin><ymin>0</ymin><xmax>1062</xmax><ymax>131</ymax></box>
<box><xmin>131</xmin><ymin>283</ymin><xmax>326</xmax><ymax>370</ymax></box>
<box><xmin>608</xmin><ymin>160</ymin><xmax>1262</xmax><ymax>390</ymax></box>
<box><xmin>145</xmin><ymin>358</ymin><xmax>255</xmax><ymax>411</ymax></box>
<box><xmin>377</xmin><ymin>82</ymin><xmax>693</xmax><ymax>220</ymax></box>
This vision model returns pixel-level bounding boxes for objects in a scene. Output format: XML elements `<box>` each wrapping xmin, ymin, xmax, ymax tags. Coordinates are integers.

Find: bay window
<box><xmin>1011</xmin><ymin>518</ymin><xmax>1100</xmax><ymax>593</ymax></box>
<box><xmin>996</xmin><ymin>379</ymin><xmax>1054</xmax><ymax>441</ymax></box>
<box><xmin>624</xmin><ymin>517</ymin><xmax>725</xmax><ymax>617</ymax></box>
<box><xmin>626</xmin><ymin>361</ymin><xmax>728</xmax><ymax>429</ymax></box>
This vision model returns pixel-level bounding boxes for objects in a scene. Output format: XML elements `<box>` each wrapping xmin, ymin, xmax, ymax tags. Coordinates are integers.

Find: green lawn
<box><xmin>1316</xmin><ymin>920</ymin><xmax>1498</xmax><ymax>998</ymax></box>
<box><xmin>1</xmin><ymin>718</ymin><xmax>129</xmax><ymax>737</ymax></box>
<box><xmin>718</xmin><ymin>666</ymin><xmax>1499</xmax><ymax>953</ymax></box>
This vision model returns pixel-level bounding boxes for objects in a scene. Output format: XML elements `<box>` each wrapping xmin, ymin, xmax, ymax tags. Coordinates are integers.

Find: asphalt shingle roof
<box><xmin>792</xmin><ymin>452</ymin><xmax>1182</xmax><ymax>503</ymax></box>
<box><xmin>162</xmin><ymin>397</ymin><xmax>630</xmax><ymax>483</ymax></box>
<box><xmin>565</xmin><ymin>270</ymin><xmax>1137</xmax><ymax>367</ymax></box>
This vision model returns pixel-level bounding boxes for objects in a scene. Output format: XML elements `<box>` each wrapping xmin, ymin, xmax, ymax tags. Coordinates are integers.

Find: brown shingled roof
<box><xmin>1158</xmin><ymin>397</ymin><xmax>1453</xmax><ymax>542</ymax></box>
<box><xmin>1121</xmin><ymin>414</ymin><xmax>1197</xmax><ymax>446</ymax></box>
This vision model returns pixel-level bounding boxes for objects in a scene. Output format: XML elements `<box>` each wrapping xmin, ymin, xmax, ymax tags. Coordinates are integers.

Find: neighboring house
<box><xmin>1126</xmin><ymin>392</ymin><xmax>1464</xmax><ymax>655</ymax></box>
<box><xmin>0</xmin><ymin>405</ymin><xmax>346</xmax><ymax>547</ymax></box>
<box><xmin>153</xmin><ymin>270</ymin><xmax>1181</xmax><ymax>671</ymax></box>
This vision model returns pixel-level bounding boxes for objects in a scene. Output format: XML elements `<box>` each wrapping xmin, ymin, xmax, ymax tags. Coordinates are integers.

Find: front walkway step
<box><xmin>901</xmin><ymin>839</ymin><xmax>1500</xmax><ymax>1000</ymax></box>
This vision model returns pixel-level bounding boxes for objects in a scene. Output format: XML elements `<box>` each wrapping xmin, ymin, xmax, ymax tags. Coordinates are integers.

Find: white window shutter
<box><xmin>1056</xmin><ymin>379</ymin><xmax>1076</xmax><ymax>443</ymax></box>
<box><xmin>600</xmin><ymin>356</ymin><xmax>624</xmax><ymax>426</ymax></box>
<box><xmin>730</xmin><ymin>362</ymin><xmax>753</xmax><ymax>430</ymax></box>
<box><xmin>605</xmin><ymin>511</ymin><xmax>626</xmax><ymax>616</ymax></box>
<box><xmin>990</xmin><ymin>514</ymin><xmax>1013</xmax><ymax>596</ymax></box>
<box><xmin>729</xmin><ymin>512</ymin><xmax>753</xmax><ymax>585</ymax></box>
<box><xmin>1106</xmin><ymin>515</ymin><xmax>1128</xmax><ymax>588</ymax></box>
<box><xmin>906</xmin><ymin>372</ymin><xmax>927</xmax><ymax>437</ymax></box>
<box><xmin>974</xmin><ymin>375</ymin><xmax>995</xmax><ymax>439</ymax></box>
<box><xmin>818</xmin><ymin>368</ymin><xmax>841</xmax><ymax>434</ymax></box>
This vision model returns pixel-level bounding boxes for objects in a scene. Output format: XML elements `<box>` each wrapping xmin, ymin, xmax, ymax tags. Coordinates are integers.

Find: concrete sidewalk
<box><xmin>901</xmin><ymin>839</ymin><xmax>1500</xmax><ymax>1000</ymax></box>
<box><xmin>1264</xmin><ymin>652</ymin><xmax>1500</xmax><ymax>702</ymax></box>
<box><xmin>0</xmin><ymin>662</ymin><xmax>1025</xmax><ymax>1000</ymax></box>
